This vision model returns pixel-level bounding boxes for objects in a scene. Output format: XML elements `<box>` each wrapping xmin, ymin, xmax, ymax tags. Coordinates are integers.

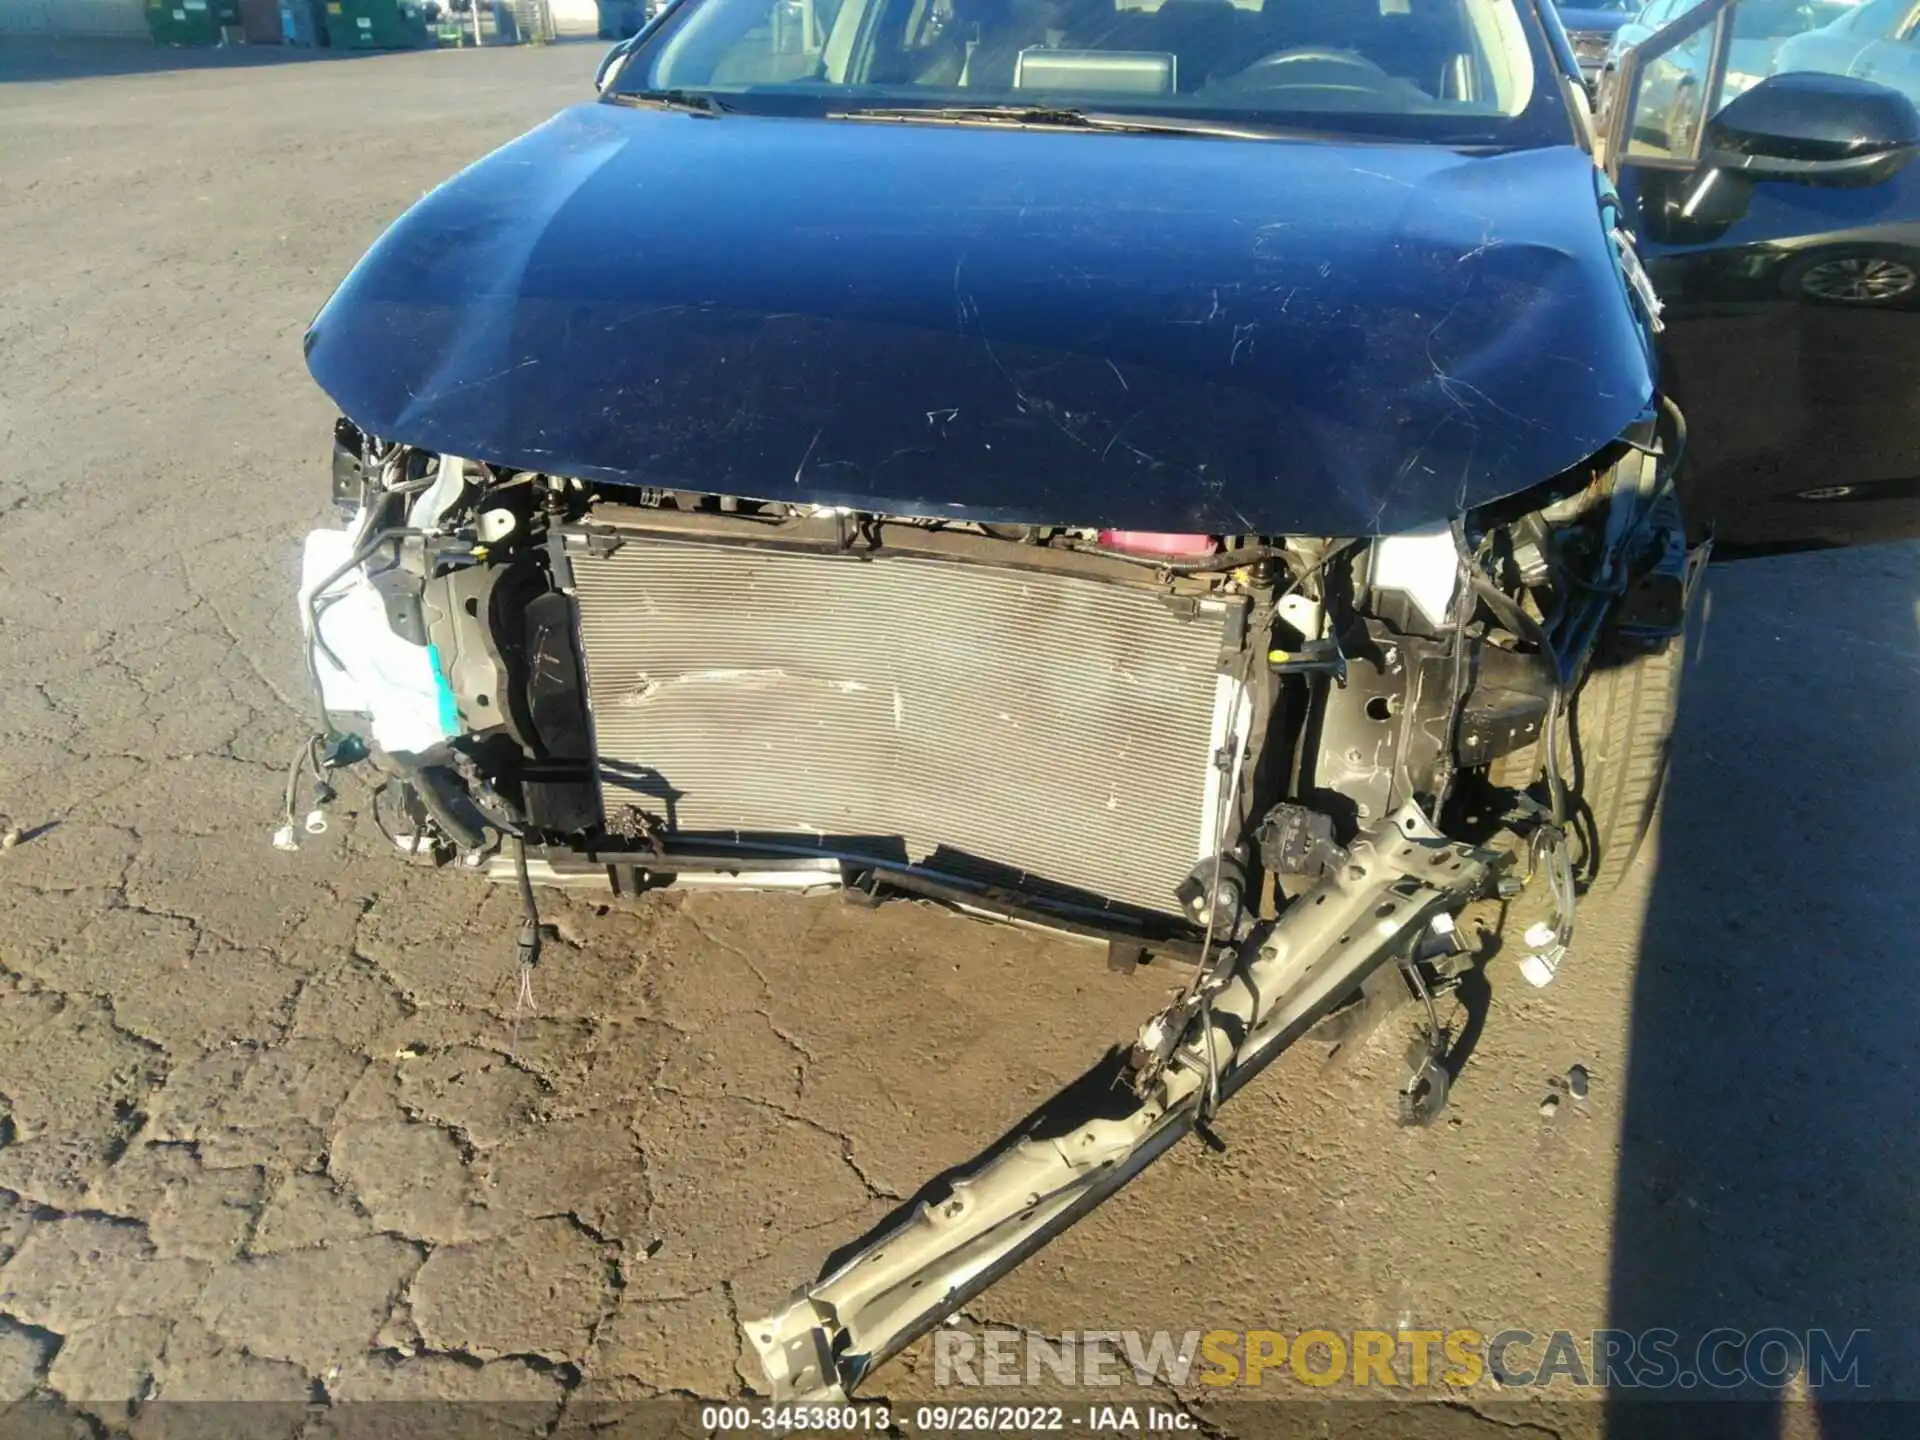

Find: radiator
<box><xmin>569</xmin><ymin>535</ymin><xmax>1247</xmax><ymax>917</ymax></box>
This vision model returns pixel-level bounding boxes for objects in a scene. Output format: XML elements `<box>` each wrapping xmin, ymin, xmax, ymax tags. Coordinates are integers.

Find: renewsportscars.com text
<box><xmin>933</xmin><ymin>1327</ymin><xmax>1870</xmax><ymax>1392</ymax></box>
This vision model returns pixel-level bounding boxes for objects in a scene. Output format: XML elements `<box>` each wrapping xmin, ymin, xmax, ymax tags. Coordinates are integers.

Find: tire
<box><xmin>1491</xmin><ymin>629</ymin><xmax>1686</xmax><ymax>896</ymax></box>
<box><xmin>1780</xmin><ymin>247</ymin><xmax>1920</xmax><ymax>307</ymax></box>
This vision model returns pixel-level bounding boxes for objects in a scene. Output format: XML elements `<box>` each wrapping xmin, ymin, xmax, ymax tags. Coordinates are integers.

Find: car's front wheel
<box><xmin>1563</xmin><ymin>633</ymin><xmax>1686</xmax><ymax>894</ymax></box>
<box><xmin>1492</xmin><ymin>627</ymin><xmax>1687</xmax><ymax>896</ymax></box>
<box><xmin>1781</xmin><ymin>247</ymin><xmax>1920</xmax><ymax>306</ymax></box>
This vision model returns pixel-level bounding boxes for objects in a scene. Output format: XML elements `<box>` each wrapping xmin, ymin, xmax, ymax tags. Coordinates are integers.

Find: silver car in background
<box><xmin>1598</xmin><ymin>0</ymin><xmax>1855</xmax><ymax>141</ymax></box>
<box><xmin>1775</xmin><ymin>0</ymin><xmax>1920</xmax><ymax>99</ymax></box>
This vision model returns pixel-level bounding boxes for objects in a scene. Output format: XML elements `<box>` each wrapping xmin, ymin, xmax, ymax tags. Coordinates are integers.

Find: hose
<box><xmin>282</xmin><ymin>736</ymin><xmax>318</xmax><ymax>829</ymax></box>
<box><xmin>300</xmin><ymin>450</ymin><xmax>439</xmax><ymax>736</ymax></box>
<box><xmin>1660</xmin><ymin>393</ymin><xmax>1688</xmax><ymax>475</ymax></box>
<box><xmin>508</xmin><ymin>833</ymin><xmax>543</xmax><ymax>1057</ymax></box>
<box><xmin>1089</xmin><ymin>542</ymin><xmax>1295</xmax><ymax>574</ymax></box>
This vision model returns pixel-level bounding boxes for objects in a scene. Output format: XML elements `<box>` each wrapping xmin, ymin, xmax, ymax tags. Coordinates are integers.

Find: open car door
<box><xmin>1606</xmin><ymin>0</ymin><xmax>1920</xmax><ymax>554</ymax></box>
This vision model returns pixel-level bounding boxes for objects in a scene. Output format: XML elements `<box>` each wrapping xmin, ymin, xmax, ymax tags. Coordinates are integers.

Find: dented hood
<box><xmin>305</xmin><ymin>104</ymin><xmax>1654</xmax><ymax>534</ymax></box>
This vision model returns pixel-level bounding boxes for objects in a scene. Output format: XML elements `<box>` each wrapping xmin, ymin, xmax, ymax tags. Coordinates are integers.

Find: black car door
<box><xmin>1607</xmin><ymin>0</ymin><xmax>1920</xmax><ymax>555</ymax></box>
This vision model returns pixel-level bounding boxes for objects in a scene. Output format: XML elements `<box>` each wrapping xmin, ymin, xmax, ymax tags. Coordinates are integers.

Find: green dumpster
<box><xmin>326</xmin><ymin>0</ymin><xmax>433</xmax><ymax>47</ymax></box>
<box><xmin>146</xmin><ymin>0</ymin><xmax>223</xmax><ymax>43</ymax></box>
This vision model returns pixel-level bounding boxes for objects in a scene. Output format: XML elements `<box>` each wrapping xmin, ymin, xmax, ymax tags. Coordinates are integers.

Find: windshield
<box><xmin>611</xmin><ymin>0</ymin><xmax>1554</xmax><ymax>142</ymax></box>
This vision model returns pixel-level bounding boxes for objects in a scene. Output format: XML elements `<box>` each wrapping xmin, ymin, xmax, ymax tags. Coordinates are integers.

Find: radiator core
<box><xmin>570</xmin><ymin>534</ymin><xmax>1246</xmax><ymax>917</ymax></box>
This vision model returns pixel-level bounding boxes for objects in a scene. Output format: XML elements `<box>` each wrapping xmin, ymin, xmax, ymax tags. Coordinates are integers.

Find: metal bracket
<box><xmin>743</xmin><ymin>805</ymin><xmax>1497</xmax><ymax>1402</ymax></box>
<box><xmin>561</xmin><ymin>526</ymin><xmax>625</xmax><ymax>561</ymax></box>
<box><xmin>1268</xmin><ymin>636</ymin><xmax>1349</xmax><ymax>685</ymax></box>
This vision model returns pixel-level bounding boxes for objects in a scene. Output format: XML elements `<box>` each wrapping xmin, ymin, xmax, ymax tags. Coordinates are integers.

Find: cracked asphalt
<box><xmin>2</xmin><ymin>34</ymin><xmax>1918</xmax><ymax>1440</ymax></box>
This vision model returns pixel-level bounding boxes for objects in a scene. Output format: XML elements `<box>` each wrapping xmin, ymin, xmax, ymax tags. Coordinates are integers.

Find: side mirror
<box><xmin>1704</xmin><ymin>70</ymin><xmax>1920</xmax><ymax>184</ymax></box>
<box><xmin>596</xmin><ymin>41</ymin><xmax>630</xmax><ymax>93</ymax></box>
<box><xmin>596</xmin><ymin>0</ymin><xmax>678</xmax><ymax>91</ymax></box>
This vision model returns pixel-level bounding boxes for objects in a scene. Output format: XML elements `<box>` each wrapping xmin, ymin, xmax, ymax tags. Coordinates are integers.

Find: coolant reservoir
<box><xmin>1097</xmin><ymin>531</ymin><xmax>1219</xmax><ymax>557</ymax></box>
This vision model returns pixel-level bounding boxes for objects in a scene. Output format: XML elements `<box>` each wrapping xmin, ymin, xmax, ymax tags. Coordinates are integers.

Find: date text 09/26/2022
<box><xmin>701</xmin><ymin>1405</ymin><xmax>1196</xmax><ymax>1432</ymax></box>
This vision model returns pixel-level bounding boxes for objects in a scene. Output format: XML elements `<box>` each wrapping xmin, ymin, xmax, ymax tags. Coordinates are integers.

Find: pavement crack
<box><xmin>1434</xmin><ymin>1399</ymin><xmax>1567</xmax><ymax>1438</ymax></box>
<box><xmin>720</xmin><ymin>1279</ymin><xmax>759</xmax><ymax>1396</ymax></box>
<box><xmin>174</xmin><ymin>555</ymin><xmax>308</xmax><ymax>723</ymax></box>
<box><xmin>651</xmin><ymin>1081</ymin><xmax>901</xmax><ymax>1203</ymax></box>
<box><xmin>664</xmin><ymin>907</ymin><xmax>815</xmax><ymax>1096</ymax></box>
<box><xmin>387</xmin><ymin>1095</ymin><xmax>487</xmax><ymax>1168</ymax></box>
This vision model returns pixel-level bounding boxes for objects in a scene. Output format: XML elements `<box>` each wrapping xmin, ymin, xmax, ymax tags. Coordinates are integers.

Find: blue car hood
<box><xmin>306</xmin><ymin>104</ymin><xmax>1654</xmax><ymax>535</ymax></box>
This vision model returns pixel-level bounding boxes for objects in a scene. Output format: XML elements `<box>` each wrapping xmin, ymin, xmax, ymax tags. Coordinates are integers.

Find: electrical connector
<box><xmin>319</xmin><ymin>732</ymin><xmax>369</xmax><ymax>769</ymax></box>
<box><xmin>303</xmin><ymin>809</ymin><xmax>329</xmax><ymax>836</ymax></box>
<box><xmin>1518</xmin><ymin>925</ymin><xmax>1569</xmax><ymax>988</ymax></box>
<box><xmin>272</xmin><ymin>824</ymin><xmax>300</xmax><ymax>852</ymax></box>
<box><xmin>1518</xmin><ymin>951</ymin><xmax>1562</xmax><ymax>988</ymax></box>
<box><xmin>515</xmin><ymin>921</ymin><xmax>543</xmax><ymax>969</ymax></box>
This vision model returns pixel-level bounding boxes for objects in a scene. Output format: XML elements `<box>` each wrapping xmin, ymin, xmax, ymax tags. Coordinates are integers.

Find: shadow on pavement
<box><xmin>0</xmin><ymin>33</ymin><xmax>602</xmax><ymax>83</ymax></box>
<box><xmin>0</xmin><ymin>35</ymin><xmax>368</xmax><ymax>82</ymax></box>
<box><xmin>1604</xmin><ymin>545</ymin><xmax>1920</xmax><ymax>1437</ymax></box>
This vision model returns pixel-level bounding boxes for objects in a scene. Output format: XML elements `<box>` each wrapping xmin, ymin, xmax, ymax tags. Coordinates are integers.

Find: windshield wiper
<box><xmin>607</xmin><ymin>88</ymin><xmax>731</xmax><ymax>116</ymax></box>
<box><xmin>826</xmin><ymin>104</ymin><xmax>1297</xmax><ymax>140</ymax></box>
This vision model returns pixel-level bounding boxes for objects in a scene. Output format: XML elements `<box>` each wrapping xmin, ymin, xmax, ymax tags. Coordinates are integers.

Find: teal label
<box><xmin>425</xmin><ymin>644</ymin><xmax>462</xmax><ymax>738</ymax></box>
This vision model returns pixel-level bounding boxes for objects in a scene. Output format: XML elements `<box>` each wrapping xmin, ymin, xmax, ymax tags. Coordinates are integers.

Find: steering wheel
<box><xmin>1212</xmin><ymin>47</ymin><xmax>1405</xmax><ymax>98</ymax></box>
